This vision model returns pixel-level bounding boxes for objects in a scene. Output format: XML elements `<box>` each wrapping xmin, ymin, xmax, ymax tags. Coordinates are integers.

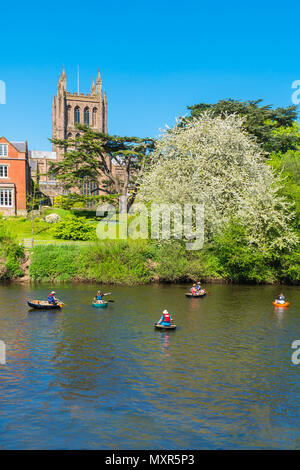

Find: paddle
<box><xmin>101</xmin><ymin>292</ymin><xmax>115</xmax><ymax>302</ymax></box>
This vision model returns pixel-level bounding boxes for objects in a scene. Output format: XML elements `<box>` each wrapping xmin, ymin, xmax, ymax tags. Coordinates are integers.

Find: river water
<box><xmin>0</xmin><ymin>282</ymin><xmax>299</xmax><ymax>449</ymax></box>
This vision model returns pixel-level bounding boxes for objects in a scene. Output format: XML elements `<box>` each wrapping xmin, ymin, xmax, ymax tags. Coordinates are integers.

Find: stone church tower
<box><xmin>52</xmin><ymin>65</ymin><xmax>108</xmax><ymax>160</ymax></box>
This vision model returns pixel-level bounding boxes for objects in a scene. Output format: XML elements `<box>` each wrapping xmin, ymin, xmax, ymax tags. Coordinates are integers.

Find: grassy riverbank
<box><xmin>28</xmin><ymin>238</ymin><xmax>300</xmax><ymax>285</ymax></box>
<box><xmin>1</xmin><ymin>212</ymin><xmax>299</xmax><ymax>285</ymax></box>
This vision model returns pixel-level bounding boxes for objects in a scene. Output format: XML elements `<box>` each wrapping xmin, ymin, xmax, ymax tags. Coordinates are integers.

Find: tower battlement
<box><xmin>52</xmin><ymin>65</ymin><xmax>107</xmax><ymax>159</ymax></box>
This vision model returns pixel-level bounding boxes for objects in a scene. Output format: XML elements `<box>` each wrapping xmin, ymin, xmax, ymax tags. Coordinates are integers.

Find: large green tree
<box><xmin>50</xmin><ymin>125</ymin><xmax>154</xmax><ymax>212</ymax></box>
<box><xmin>181</xmin><ymin>99</ymin><xmax>299</xmax><ymax>154</ymax></box>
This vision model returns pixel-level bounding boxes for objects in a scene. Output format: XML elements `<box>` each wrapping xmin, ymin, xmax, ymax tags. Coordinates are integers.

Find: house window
<box><xmin>0</xmin><ymin>165</ymin><xmax>8</xmax><ymax>178</ymax></box>
<box><xmin>0</xmin><ymin>144</ymin><xmax>8</xmax><ymax>157</ymax></box>
<box><xmin>84</xmin><ymin>107</ymin><xmax>89</xmax><ymax>125</ymax></box>
<box><xmin>74</xmin><ymin>107</ymin><xmax>80</xmax><ymax>124</ymax></box>
<box><xmin>0</xmin><ymin>189</ymin><xmax>12</xmax><ymax>207</ymax></box>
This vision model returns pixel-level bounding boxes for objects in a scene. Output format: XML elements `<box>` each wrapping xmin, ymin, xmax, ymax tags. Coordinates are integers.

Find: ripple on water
<box><xmin>0</xmin><ymin>283</ymin><xmax>300</xmax><ymax>449</ymax></box>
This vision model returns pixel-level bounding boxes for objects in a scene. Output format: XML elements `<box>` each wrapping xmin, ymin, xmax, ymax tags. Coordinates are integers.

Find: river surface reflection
<box><xmin>0</xmin><ymin>283</ymin><xmax>299</xmax><ymax>449</ymax></box>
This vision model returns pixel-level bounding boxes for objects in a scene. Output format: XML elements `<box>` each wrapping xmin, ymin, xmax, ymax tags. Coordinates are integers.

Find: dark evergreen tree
<box><xmin>182</xmin><ymin>99</ymin><xmax>299</xmax><ymax>154</ymax></box>
<box><xmin>50</xmin><ymin>125</ymin><xmax>154</xmax><ymax>212</ymax></box>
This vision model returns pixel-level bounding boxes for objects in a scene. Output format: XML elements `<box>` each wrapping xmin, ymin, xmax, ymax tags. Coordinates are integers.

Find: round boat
<box><xmin>154</xmin><ymin>323</ymin><xmax>176</xmax><ymax>330</ymax></box>
<box><xmin>92</xmin><ymin>302</ymin><xmax>108</xmax><ymax>308</ymax></box>
<box><xmin>273</xmin><ymin>301</ymin><xmax>290</xmax><ymax>308</ymax></box>
<box><xmin>185</xmin><ymin>291</ymin><xmax>206</xmax><ymax>298</ymax></box>
<box><xmin>27</xmin><ymin>300</ymin><xmax>63</xmax><ymax>310</ymax></box>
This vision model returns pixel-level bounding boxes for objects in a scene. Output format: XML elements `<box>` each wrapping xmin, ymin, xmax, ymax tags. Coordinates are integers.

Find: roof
<box><xmin>11</xmin><ymin>141</ymin><xmax>26</xmax><ymax>152</ymax></box>
<box><xmin>29</xmin><ymin>150</ymin><xmax>57</xmax><ymax>160</ymax></box>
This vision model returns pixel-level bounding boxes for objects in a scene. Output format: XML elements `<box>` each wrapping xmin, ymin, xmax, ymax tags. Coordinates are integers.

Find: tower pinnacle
<box><xmin>96</xmin><ymin>69</ymin><xmax>102</xmax><ymax>95</ymax></box>
<box><xmin>60</xmin><ymin>64</ymin><xmax>67</xmax><ymax>90</ymax></box>
<box><xmin>91</xmin><ymin>77</ymin><xmax>96</xmax><ymax>96</ymax></box>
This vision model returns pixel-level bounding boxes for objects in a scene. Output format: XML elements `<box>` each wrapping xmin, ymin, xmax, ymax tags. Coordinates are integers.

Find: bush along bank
<box><xmin>0</xmin><ymin>224</ymin><xmax>25</xmax><ymax>280</ymax></box>
<box><xmin>28</xmin><ymin>236</ymin><xmax>300</xmax><ymax>285</ymax></box>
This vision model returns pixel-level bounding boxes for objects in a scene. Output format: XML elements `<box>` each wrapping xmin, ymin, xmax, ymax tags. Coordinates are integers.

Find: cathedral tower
<box><xmin>52</xmin><ymin>66</ymin><xmax>108</xmax><ymax>160</ymax></box>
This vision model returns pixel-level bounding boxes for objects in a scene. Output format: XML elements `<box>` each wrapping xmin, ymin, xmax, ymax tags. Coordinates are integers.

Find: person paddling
<box><xmin>157</xmin><ymin>309</ymin><xmax>174</xmax><ymax>327</ymax></box>
<box><xmin>191</xmin><ymin>284</ymin><xmax>198</xmax><ymax>295</ymax></box>
<box><xmin>94</xmin><ymin>290</ymin><xmax>104</xmax><ymax>304</ymax></box>
<box><xmin>48</xmin><ymin>291</ymin><xmax>59</xmax><ymax>305</ymax></box>
<box><xmin>195</xmin><ymin>281</ymin><xmax>202</xmax><ymax>291</ymax></box>
<box><xmin>276</xmin><ymin>293</ymin><xmax>286</xmax><ymax>305</ymax></box>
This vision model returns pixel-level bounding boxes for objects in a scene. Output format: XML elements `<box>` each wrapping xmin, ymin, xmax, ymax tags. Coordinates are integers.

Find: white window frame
<box><xmin>0</xmin><ymin>189</ymin><xmax>13</xmax><ymax>207</ymax></box>
<box><xmin>0</xmin><ymin>165</ymin><xmax>8</xmax><ymax>178</ymax></box>
<box><xmin>0</xmin><ymin>144</ymin><xmax>8</xmax><ymax>157</ymax></box>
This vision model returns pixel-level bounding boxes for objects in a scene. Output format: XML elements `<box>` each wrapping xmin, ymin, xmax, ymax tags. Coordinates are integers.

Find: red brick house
<box><xmin>0</xmin><ymin>137</ymin><xmax>31</xmax><ymax>216</ymax></box>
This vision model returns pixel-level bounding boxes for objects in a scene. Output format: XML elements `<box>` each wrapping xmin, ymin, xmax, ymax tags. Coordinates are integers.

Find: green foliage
<box><xmin>29</xmin><ymin>245</ymin><xmax>79</xmax><ymax>282</ymax></box>
<box><xmin>27</xmin><ymin>233</ymin><xmax>300</xmax><ymax>284</ymax></box>
<box><xmin>268</xmin><ymin>148</ymin><xmax>300</xmax><ymax>227</ymax></box>
<box><xmin>209</xmin><ymin>221</ymin><xmax>300</xmax><ymax>283</ymax></box>
<box><xmin>53</xmin><ymin>193</ymin><xmax>118</xmax><ymax>210</ymax></box>
<box><xmin>183</xmin><ymin>99</ymin><xmax>299</xmax><ymax>154</ymax></box>
<box><xmin>50</xmin><ymin>125</ymin><xmax>154</xmax><ymax>210</ymax></box>
<box><xmin>77</xmin><ymin>239</ymin><xmax>152</xmax><ymax>284</ymax></box>
<box><xmin>53</xmin><ymin>215</ymin><xmax>96</xmax><ymax>241</ymax></box>
<box><xmin>211</xmin><ymin>222</ymin><xmax>278</xmax><ymax>283</ymax></box>
<box><xmin>29</xmin><ymin>240</ymin><xmax>152</xmax><ymax>284</ymax></box>
<box><xmin>5</xmin><ymin>257</ymin><xmax>24</xmax><ymax>278</ymax></box>
<box><xmin>139</xmin><ymin>113</ymin><xmax>298</xmax><ymax>253</ymax></box>
<box><xmin>0</xmin><ymin>221</ymin><xmax>25</xmax><ymax>279</ymax></box>
<box><xmin>149</xmin><ymin>242</ymin><xmax>190</xmax><ymax>282</ymax></box>
<box><xmin>279</xmin><ymin>245</ymin><xmax>300</xmax><ymax>283</ymax></box>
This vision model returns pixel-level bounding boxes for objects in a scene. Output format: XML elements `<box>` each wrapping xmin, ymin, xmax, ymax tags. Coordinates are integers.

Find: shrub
<box><xmin>279</xmin><ymin>245</ymin><xmax>300</xmax><ymax>282</ymax></box>
<box><xmin>53</xmin><ymin>215</ymin><xmax>96</xmax><ymax>240</ymax></box>
<box><xmin>5</xmin><ymin>257</ymin><xmax>24</xmax><ymax>278</ymax></box>
<box><xmin>0</xmin><ymin>221</ymin><xmax>25</xmax><ymax>279</ymax></box>
<box><xmin>212</xmin><ymin>222</ymin><xmax>279</xmax><ymax>283</ymax></box>
<box><xmin>45</xmin><ymin>213</ymin><xmax>61</xmax><ymax>223</ymax></box>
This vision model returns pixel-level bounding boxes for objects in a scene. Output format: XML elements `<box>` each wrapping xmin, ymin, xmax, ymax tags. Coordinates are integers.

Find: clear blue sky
<box><xmin>0</xmin><ymin>0</ymin><xmax>299</xmax><ymax>150</ymax></box>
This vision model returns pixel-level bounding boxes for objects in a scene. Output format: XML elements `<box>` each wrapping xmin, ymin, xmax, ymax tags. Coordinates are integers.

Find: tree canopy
<box><xmin>181</xmin><ymin>99</ymin><xmax>299</xmax><ymax>154</ymax></box>
<box><xmin>138</xmin><ymin>113</ymin><xmax>298</xmax><ymax>253</ymax></box>
<box><xmin>50</xmin><ymin>125</ymin><xmax>154</xmax><ymax>211</ymax></box>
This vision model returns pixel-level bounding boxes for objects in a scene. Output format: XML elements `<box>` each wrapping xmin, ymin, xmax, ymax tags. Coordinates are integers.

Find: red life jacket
<box><xmin>163</xmin><ymin>313</ymin><xmax>171</xmax><ymax>323</ymax></box>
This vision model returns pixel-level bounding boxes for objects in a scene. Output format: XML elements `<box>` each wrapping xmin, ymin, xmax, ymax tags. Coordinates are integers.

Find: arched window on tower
<box><xmin>74</xmin><ymin>106</ymin><xmax>80</xmax><ymax>124</ymax></box>
<box><xmin>92</xmin><ymin>107</ymin><xmax>97</xmax><ymax>127</ymax></box>
<box><xmin>84</xmin><ymin>107</ymin><xmax>90</xmax><ymax>125</ymax></box>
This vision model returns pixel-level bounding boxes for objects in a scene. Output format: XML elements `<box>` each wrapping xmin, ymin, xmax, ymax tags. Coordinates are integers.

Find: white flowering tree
<box><xmin>138</xmin><ymin>113</ymin><xmax>298</xmax><ymax>252</ymax></box>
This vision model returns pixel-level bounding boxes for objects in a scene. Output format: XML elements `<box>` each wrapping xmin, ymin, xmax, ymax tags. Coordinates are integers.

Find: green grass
<box><xmin>4</xmin><ymin>217</ymin><xmax>56</xmax><ymax>241</ymax></box>
<box><xmin>29</xmin><ymin>239</ymin><xmax>153</xmax><ymax>284</ymax></box>
<box><xmin>3</xmin><ymin>211</ymin><xmax>98</xmax><ymax>243</ymax></box>
<box><xmin>42</xmin><ymin>207</ymin><xmax>72</xmax><ymax>218</ymax></box>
